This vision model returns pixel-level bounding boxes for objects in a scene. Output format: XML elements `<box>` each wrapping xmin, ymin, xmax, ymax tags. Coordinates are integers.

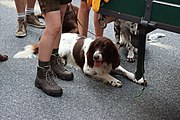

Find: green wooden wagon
<box><xmin>97</xmin><ymin>0</ymin><xmax>180</xmax><ymax>81</ymax></box>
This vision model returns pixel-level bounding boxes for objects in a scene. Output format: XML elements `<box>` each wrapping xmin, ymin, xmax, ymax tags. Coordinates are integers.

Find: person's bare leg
<box><xmin>27</xmin><ymin>0</ymin><xmax>36</xmax><ymax>8</ymax></box>
<box><xmin>14</xmin><ymin>0</ymin><xmax>27</xmax><ymax>37</ymax></box>
<box><xmin>39</xmin><ymin>11</ymin><xmax>61</xmax><ymax>62</ymax></box>
<box><xmin>94</xmin><ymin>12</ymin><xmax>104</xmax><ymax>38</ymax></box>
<box><xmin>36</xmin><ymin>11</ymin><xmax>62</xmax><ymax>97</ymax></box>
<box><xmin>53</xmin><ymin>4</ymin><xmax>68</xmax><ymax>49</ymax></box>
<box><xmin>77</xmin><ymin>1</ymin><xmax>90</xmax><ymax>37</ymax></box>
<box><xmin>50</xmin><ymin>4</ymin><xmax>73</xmax><ymax>80</ymax></box>
<box><xmin>14</xmin><ymin>0</ymin><xmax>26</xmax><ymax>13</ymax></box>
<box><xmin>35</xmin><ymin>1</ymin><xmax>72</xmax><ymax>97</ymax></box>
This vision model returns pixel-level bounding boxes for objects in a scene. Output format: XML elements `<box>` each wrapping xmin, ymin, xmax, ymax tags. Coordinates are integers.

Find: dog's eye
<box><xmin>94</xmin><ymin>43</ymin><xmax>98</xmax><ymax>47</ymax></box>
<box><xmin>103</xmin><ymin>45</ymin><xmax>107</xmax><ymax>49</ymax></box>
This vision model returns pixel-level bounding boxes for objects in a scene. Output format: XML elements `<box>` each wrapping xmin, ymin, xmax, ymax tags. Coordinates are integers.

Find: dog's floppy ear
<box><xmin>86</xmin><ymin>41</ymin><xmax>95</xmax><ymax>68</ymax></box>
<box><xmin>103</xmin><ymin>37</ymin><xmax>120</xmax><ymax>69</ymax></box>
<box><xmin>111</xmin><ymin>43</ymin><xmax>120</xmax><ymax>69</ymax></box>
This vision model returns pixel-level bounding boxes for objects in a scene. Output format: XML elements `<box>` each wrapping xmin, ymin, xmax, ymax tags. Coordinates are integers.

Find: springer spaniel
<box><xmin>14</xmin><ymin>33</ymin><xmax>146</xmax><ymax>87</ymax></box>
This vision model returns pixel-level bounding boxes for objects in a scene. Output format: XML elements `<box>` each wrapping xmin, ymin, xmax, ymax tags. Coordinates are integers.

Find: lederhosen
<box><xmin>38</xmin><ymin>0</ymin><xmax>72</xmax><ymax>14</ymax></box>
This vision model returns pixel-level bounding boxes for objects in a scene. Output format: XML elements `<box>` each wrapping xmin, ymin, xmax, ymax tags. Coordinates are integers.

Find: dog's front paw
<box><xmin>127</xmin><ymin>56</ymin><xmax>135</xmax><ymax>63</ymax></box>
<box><xmin>134</xmin><ymin>77</ymin><xmax>148</xmax><ymax>86</ymax></box>
<box><xmin>137</xmin><ymin>77</ymin><xmax>148</xmax><ymax>86</ymax></box>
<box><xmin>127</xmin><ymin>50</ymin><xmax>136</xmax><ymax>63</ymax></box>
<box><xmin>110</xmin><ymin>80</ymin><xmax>122</xmax><ymax>87</ymax></box>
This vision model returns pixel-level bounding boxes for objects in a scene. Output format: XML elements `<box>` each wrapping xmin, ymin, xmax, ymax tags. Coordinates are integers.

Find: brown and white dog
<box><xmin>62</xmin><ymin>4</ymin><xmax>79</xmax><ymax>33</ymax></box>
<box><xmin>14</xmin><ymin>33</ymin><xmax>146</xmax><ymax>87</ymax></box>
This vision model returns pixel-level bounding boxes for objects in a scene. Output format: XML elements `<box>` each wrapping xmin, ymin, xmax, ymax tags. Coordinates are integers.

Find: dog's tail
<box><xmin>13</xmin><ymin>43</ymin><xmax>39</xmax><ymax>59</ymax></box>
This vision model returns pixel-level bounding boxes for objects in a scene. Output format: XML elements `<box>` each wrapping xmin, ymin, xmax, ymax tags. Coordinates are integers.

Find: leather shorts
<box><xmin>38</xmin><ymin>0</ymin><xmax>72</xmax><ymax>13</ymax></box>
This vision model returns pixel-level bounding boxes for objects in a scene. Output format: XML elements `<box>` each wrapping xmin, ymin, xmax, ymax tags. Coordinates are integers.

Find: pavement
<box><xmin>0</xmin><ymin>0</ymin><xmax>180</xmax><ymax>120</ymax></box>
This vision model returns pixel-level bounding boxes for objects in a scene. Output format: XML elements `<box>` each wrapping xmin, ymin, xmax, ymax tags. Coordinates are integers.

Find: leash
<box><xmin>70</xmin><ymin>3</ymin><xmax>96</xmax><ymax>38</ymax></box>
<box><xmin>134</xmin><ymin>77</ymin><xmax>146</xmax><ymax>98</ymax></box>
<box><xmin>134</xmin><ymin>61</ymin><xmax>147</xmax><ymax>99</ymax></box>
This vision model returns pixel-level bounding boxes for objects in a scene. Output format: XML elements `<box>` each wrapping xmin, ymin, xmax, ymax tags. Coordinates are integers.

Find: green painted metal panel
<box><xmin>151</xmin><ymin>3</ymin><xmax>180</xmax><ymax>27</ymax></box>
<box><xmin>102</xmin><ymin>0</ymin><xmax>146</xmax><ymax>17</ymax></box>
<box><xmin>101</xmin><ymin>0</ymin><xmax>180</xmax><ymax>27</ymax></box>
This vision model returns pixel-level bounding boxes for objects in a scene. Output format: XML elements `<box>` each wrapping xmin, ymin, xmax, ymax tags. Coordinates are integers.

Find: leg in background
<box><xmin>26</xmin><ymin>0</ymin><xmax>45</xmax><ymax>28</ymax></box>
<box><xmin>94</xmin><ymin>12</ymin><xmax>104</xmax><ymax>37</ymax></box>
<box><xmin>14</xmin><ymin>0</ymin><xmax>27</xmax><ymax>37</ymax></box>
<box><xmin>78</xmin><ymin>0</ymin><xmax>90</xmax><ymax>37</ymax></box>
<box><xmin>50</xmin><ymin>4</ymin><xmax>74</xmax><ymax>81</ymax></box>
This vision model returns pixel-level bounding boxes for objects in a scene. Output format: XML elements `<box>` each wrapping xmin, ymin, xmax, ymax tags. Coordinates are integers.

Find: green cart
<box><xmin>98</xmin><ymin>0</ymin><xmax>180</xmax><ymax>81</ymax></box>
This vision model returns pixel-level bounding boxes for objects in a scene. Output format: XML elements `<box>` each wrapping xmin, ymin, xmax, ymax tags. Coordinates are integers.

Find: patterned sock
<box><xmin>26</xmin><ymin>8</ymin><xmax>34</xmax><ymax>15</ymax></box>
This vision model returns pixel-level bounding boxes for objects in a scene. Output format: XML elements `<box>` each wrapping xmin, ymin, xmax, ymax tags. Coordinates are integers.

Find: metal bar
<box><xmin>135</xmin><ymin>25</ymin><xmax>146</xmax><ymax>80</ymax></box>
<box><xmin>153</xmin><ymin>0</ymin><xmax>180</xmax><ymax>8</ymax></box>
<box><xmin>156</xmin><ymin>22</ymin><xmax>180</xmax><ymax>33</ymax></box>
<box><xmin>144</xmin><ymin>0</ymin><xmax>153</xmax><ymax>21</ymax></box>
<box><xmin>135</xmin><ymin>0</ymin><xmax>154</xmax><ymax>80</ymax></box>
<box><xmin>98</xmin><ymin>8</ymin><xmax>141</xmax><ymax>23</ymax></box>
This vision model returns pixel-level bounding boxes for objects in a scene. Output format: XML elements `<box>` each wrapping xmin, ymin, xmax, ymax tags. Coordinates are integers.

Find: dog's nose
<box><xmin>93</xmin><ymin>55</ymin><xmax>99</xmax><ymax>60</ymax></box>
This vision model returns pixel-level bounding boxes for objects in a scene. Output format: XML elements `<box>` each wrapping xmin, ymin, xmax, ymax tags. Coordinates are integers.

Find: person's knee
<box><xmin>53</xmin><ymin>24</ymin><xmax>61</xmax><ymax>32</ymax></box>
<box><xmin>47</xmin><ymin>24</ymin><xmax>61</xmax><ymax>36</ymax></box>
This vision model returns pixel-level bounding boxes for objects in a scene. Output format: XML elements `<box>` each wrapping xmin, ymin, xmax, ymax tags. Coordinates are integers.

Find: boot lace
<box><xmin>41</xmin><ymin>66</ymin><xmax>57</xmax><ymax>86</ymax></box>
<box><xmin>55</xmin><ymin>56</ymin><xmax>67</xmax><ymax>72</ymax></box>
<box><xmin>18</xmin><ymin>20</ymin><xmax>25</xmax><ymax>32</ymax></box>
<box><xmin>31</xmin><ymin>14</ymin><xmax>41</xmax><ymax>22</ymax></box>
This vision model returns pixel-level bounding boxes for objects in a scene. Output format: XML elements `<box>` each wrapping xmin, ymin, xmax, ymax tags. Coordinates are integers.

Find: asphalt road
<box><xmin>0</xmin><ymin>0</ymin><xmax>180</xmax><ymax>120</ymax></box>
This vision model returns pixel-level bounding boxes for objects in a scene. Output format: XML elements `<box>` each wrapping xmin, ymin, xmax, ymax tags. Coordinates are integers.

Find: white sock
<box><xmin>26</xmin><ymin>8</ymin><xmax>34</xmax><ymax>15</ymax></box>
<box><xmin>18</xmin><ymin>12</ymin><xmax>26</xmax><ymax>20</ymax></box>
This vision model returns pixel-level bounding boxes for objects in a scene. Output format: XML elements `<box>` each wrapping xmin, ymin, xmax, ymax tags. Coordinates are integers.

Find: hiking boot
<box><xmin>15</xmin><ymin>19</ymin><xmax>27</xmax><ymax>37</ymax></box>
<box><xmin>35</xmin><ymin>66</ymin><xmax>63</xmax><ymax>97</ymax></box>
<box><xmin>50</xmin><ymin>54</ymin><xmax>74</xmax><ymax>80</ymax></box>
<box><xmin>26</xmin><ymin>13</ymin><xmax>45</xmax><ymax>29</ymax></box>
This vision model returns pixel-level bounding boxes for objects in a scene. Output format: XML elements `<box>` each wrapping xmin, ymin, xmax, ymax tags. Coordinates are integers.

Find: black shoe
<box><xmin>50</xmin><ymin>54</ymin><xmax>74</xmax><ymax>80</ymax></box>
<box><xmin>35</xmin><ymin>66</ymin><xmax>63</xmax><ymax>97</ymax></box>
